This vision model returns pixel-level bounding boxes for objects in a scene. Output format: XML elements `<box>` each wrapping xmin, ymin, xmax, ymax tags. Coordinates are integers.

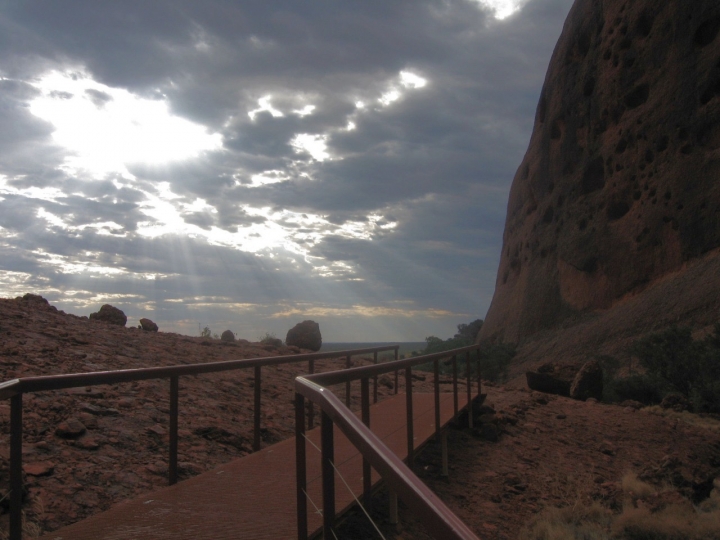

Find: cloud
<box><xmin>0</xmin><ymin>0</ymin><xmax>575</xmax><ymax>341</ymax></box>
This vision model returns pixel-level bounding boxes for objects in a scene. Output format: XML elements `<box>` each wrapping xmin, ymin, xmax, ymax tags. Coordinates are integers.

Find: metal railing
<box><xmin>294</xmin><ymin>345</ymin><xmax>482</xmax><ymax>540</ymax></box>
<box><xmin>0</xmin><ymin>344</ymin><xmax>399</xmax><ymax>540</ymax></box>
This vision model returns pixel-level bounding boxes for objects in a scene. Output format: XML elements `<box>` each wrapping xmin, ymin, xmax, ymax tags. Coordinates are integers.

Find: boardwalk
<box><xmin>40</xmin><ymin>391</ymin><xmax>470</xmax><ymax>540</ymax></box>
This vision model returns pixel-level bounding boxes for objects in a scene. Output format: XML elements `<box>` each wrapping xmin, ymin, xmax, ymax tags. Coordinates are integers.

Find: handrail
<box><xmin>1</xmin><ymin>344</ymin><xmax>399</xmax><ymax>540</ymax></box>
<box><xmin>294</xmin><ymin>344</ymin><xmax>482</xmax><ymax>540</ymax></box>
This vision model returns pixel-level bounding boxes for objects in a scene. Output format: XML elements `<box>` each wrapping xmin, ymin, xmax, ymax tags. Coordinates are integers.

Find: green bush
<box><xmin>414</xmin><ymin>319</ymin><xmax>515</xmax><ymax>383</ymax></box>
<box><xmin>608</xmin><ymin>374</ymin><xmax>667</xmax><ymax>405</ymax></box>
<box><xmin>625</xmin><ymin>324</ymin><xmax>720</xmax><ymax>413</ymax></box>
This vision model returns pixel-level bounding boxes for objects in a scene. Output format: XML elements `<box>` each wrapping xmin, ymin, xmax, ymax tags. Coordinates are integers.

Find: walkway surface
<box><xmin>40</xmin><ymin>391</ymin><xmax>470</xmax><ymax>540</ymax></box>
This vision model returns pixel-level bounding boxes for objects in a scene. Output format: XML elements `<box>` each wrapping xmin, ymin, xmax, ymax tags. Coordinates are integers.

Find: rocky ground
<box><xmin>0</xmin><ymin>294</ymin><xmax>414</xmax><ymax>537</ymax></box>
<box><xmin>1</xmin><ymin>293</ymin><xmax>719</xmax><ymax>539</ymax></box>
<box><xmin>338</xmin><ymin>385</ymin><xmax>720</xmax><ymax>539</ymax></box>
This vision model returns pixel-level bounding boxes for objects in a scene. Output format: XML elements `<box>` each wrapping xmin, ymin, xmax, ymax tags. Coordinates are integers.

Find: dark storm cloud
<box><xmin>0</xmin><ymin>0</ymin><xmax>575</xmax><ymax>340</ymax></box>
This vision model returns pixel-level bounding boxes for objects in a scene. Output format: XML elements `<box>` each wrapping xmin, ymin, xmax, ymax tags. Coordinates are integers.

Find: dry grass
<box><xmin>519</xmin><ymin>472</ymin><xmax>720</xmax><ymax>540</ymax></box>
<box><xmin>644</xmin><ymin>405</ymin><xmax>720</xmax><ymax>435</ymax></box>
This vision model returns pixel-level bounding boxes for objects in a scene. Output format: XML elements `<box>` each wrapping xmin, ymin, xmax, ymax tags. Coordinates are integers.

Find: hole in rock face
<box><xmin>645</xmin><ymin>149</ymin><xmax>655</xmax><ymax>163</ymax></box>
<box><xmin>581</xmin><ymin>257</ymin><xmax>598</xmax><ymax>273</ymax></box>
<box><xmin>551</xmin><ymin>120</ymin><xmax>563</xmax><ymax>139</ymax></box>
<box><xmin>578</xmin><ymin>218</ymin><xmax>588</xmax><ymax>231</ymax></box>
<box><xmin>694</xmin><ymin>16</ymin><xmax>720</xmax><ymax>47</ymax></box>
<box><xmin>607</xmin><ymin>200</ymin><xmax>630</xmax><ymax>220</ymax></box>
<box><xmin>582</xmin><ymin>157</ymin><xmax>606</xmax><ymax>194</ymax></box>
<box><xmin>625</xmin><ymin>84</ymin><xmax>650</xmax><ymax>109</ymax></box>
<box><xmin>656</xmin><ymin>135</ymin><xmax>669</xmax><ymax>152</ymax></box>
<box><xmin>583</xmin><ymin>77</ymin><xmax>596</xmax><ymax>97</ymax></box>
<box><xmin>578</xmin><ymin>32</ymin><xmax>591</xmax><ymax>57</ymax></box>
<box><xmin>635</xmin><ymin>11</ymin><xmax>655</xmax><ymax>38</ymax></box>
<box><xmin>700</xmin><ymin>74</ymin><xmax>720</xmax><ymax>105</ymax></box>
<box><xmin>615</xmin><ymin>139</ymin><xmax>628</xmax><ymax>154</ymax></box>
<box><xmin>542</xmin><ymin>206</ymin><xmax>555</xmax><ymax>224</ymax></box>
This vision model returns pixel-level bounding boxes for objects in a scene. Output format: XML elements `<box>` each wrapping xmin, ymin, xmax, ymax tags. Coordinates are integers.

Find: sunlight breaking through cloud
<box><xmin>473</xmin><ymin>0</ymin><xmax>530</xmax><ymax>19</ymax></box>
<box><xmin>28</xmin><ymin>70</ymin><xmax>222</xmax><ymax>178</ymax></box>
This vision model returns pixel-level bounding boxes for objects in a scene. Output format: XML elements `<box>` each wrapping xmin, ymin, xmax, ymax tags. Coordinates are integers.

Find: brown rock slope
<box><xmin>0</xmin><ymin>294</ymin><xmax>408</xmax><ymax>536</ymax></box>
<box><xmin>481</xmin><ymin>0</ymin><xmax>720</xmax><ymax>344</ymax></box>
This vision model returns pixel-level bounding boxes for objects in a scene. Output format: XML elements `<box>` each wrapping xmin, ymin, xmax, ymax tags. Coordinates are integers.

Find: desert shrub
<box><xmin>414</xmin><ymin>319</ymin><xmax>515</xmax><ymax>382</ymax></box>
<box><xmin>631</xmin><ymin>324</ymin><xmax>720</xmax><ymax>413</ymax></box>
<box><xmin>608</xmin><ymin>374</ymin><xmax>667</xmax><ymax>405</ymax></box>
<box><xmin>200</xmin><ymin>326</ymin><xmax>213</xmax><ymax>338</ymax></box>
<box><xmin>259</xmin><ymin>332</ymin><xmax>283</xmax><ymax>347</ymax></box>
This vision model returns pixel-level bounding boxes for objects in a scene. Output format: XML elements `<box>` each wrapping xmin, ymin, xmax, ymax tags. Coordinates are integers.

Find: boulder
<box><xmin>661</xmin><ymin>393</ymin><xmax>690</xmax><ymax>412</ymax></box>
<box><xmin>480</xmin><ymin>0</ymin><xmax>720</xmax><ymax>344</ymax></box>
<box><xmin>525</xmin><ymin>362</ymin><xmax>581</xmax><ymax>396</ymax></box>
<box><xmin>55</xmin><ymin>418</ymin><xmax>87</xmax><ymax>438</ymax></box>
<box><xmin>285</xmin><ymin>320</ymin><xmax>322</xmax><ymax>351</ymax></box>
<box><xmin>89</xmin><ymin>304</ymin><xmax>127</xmax><ymax>326</ymax></box>
<box><xmin>139</xmin><ymin>318</ymin><xmax>158</xmax><ymax>332</ymax></box>
<box><xmin>570</xmin><ymin>360</ymin><xmax>604</xmax><ymax>401</ymax></box>
<box><xmin>220</xmin><ymin>330</ymin><xmax>235</xmax><ymax>342</ymax></box>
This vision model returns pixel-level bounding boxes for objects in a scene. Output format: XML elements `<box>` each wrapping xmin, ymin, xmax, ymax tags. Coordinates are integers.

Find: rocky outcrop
<box><xmin>481</xmin><ymin>0</ymin><xmax>720</xmax><ymax>344</ymax></box>
<box><xmin>569</xmin><ymin>360</ymin><xmax>604</xmax><ymax>401</ymax></box>
<box><xmin>526</xmin><ymin>362</ymin><xmax>581</xmax><ymax>396</ymax></box>
<box><xmin>139</xmin><ymin>318</ymin><xmax>158</xmax><ymax>332</ymax></box>
<box><xmin>89</xmin><ymin>304</ymin><xmax>127</xmax><ymax>327</ymax></box>
<box><xmin>285</xmin><ymin>320</ymin><xmax>322</xmax><ymax>351</ymax></box>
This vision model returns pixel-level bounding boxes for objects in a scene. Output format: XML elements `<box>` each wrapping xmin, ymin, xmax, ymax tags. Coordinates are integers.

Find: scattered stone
<box><xmin>89</xmin><ymin>305</ymin><xmax>127</xmax><ymax>327</ymax></box>
<box><xmin>55</xmin><ymin>418</ymin><xmax>87</xmax><ymax>439</ymax></box>
<box><xmin>220</xmin><ymin>330</ymin><xmax>235</xmax><ymax>342</ymax></box>
<box><xmin>24</xmin><ymin>461</ymin><xmax>54</xmax><ymax>476</ymax></box>
<box><xmin>139</xmin><ymin>318</ymin><xmax>158</xmax><ymax>332</ymax></box>
<box><xmin>74</xmin><ymin>437</ymin><xmax>100</xmax><ymax>450</ymax></box>
<box><xmin>285</xmin><ymin>320</ymin><xmax>322</xmax><ymax>351</ymax></box>
<box><xmin>526</xmin><ymin>362</ymin><xmax>582</xmax><ymax>396</ymax></box>
<box><xmin>569</xmin><ymin>360</ymin><xmax>604</xmax><ymax>401</ymax></box>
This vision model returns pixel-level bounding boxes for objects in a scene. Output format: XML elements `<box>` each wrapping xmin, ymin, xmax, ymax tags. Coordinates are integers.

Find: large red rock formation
<box><xmin>481</xmin><ymin>0</ymin><xmax>720</xmax><ymax>343</ymax></box>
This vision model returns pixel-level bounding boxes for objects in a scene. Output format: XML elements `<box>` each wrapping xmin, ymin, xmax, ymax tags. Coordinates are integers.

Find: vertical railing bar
<box><xmin>405</xmin><ymin>366</ymin><xmax>414</xmax><ymax>470</ymax></box>
<box><xmin>295</xmin><ymin>393</ymin><xmax>308</xmax><ymax>540</ymax></box>
<box><xmin>433</xmin><ymin>359</ymin><xmax>440</xmax><ymax>440</ymax></box>
<box><xmin>321</xmin><ymin>411</ymin><xmax>336</xmax><ymax>537</ymax></box>
<box><xmin>477</xmin><ymin>349</ymin><xmax>482</xmax><ymax>398</ymax></box>
<box><xmin>466</xmin><ymin>351</ymin><xmax>473</xmax><ymax>429</ymax></box>
<box><xmin>10</xmin><ymin>393</ymin><xmax>22</xmax><ymax>540</ymax></box>
<box><xmin>361</xmin><ymin>378</ymin><xmax>371</xmax><ymax>505</ymax></box>
<box><xmin>308</xmin><ymin>359</ymin><xmax>315</xmax><ymax>429</ymax></box>
<box><xmin>169</xmin><ymin>375</ymin><xmax>179</xmax><ymax>485</ymax></box>
<box><xmin>254</xmin><ymin>365</ymin><xmax>262</xmax><ymax>452</ymax></box>
<box><xmin>452</xmin><ymin>355</ymin><xmax>458</xmax><ymax>420</ymax></box>
<box><xmin>372</xmin><ymin>352</ymin><xmax>378</xmax><ymax>404</ymax></box>
<box><xmin>394</xmin><ymin>348</ymin><xmax>399</xmax><ymax>395</ymax></box>
<box><xmin>345</xmin><ymin>354</ymin><xmax>351</xmax><ymax>407</ymax></box>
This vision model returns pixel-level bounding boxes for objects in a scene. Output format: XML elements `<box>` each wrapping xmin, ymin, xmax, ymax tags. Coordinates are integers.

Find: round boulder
<box><xmin>89</xmin><ymin>304</ymin><xmax>127</xmax><ymax>326</ymax></box>
<box><xmin>139</xmin><ymin>318</ymin><xmax>159</xmax><ymax>332</ymax></box>
<box><xmin>569</xmin><ymin>360</ymin><xmax>604</xmax><ymax>401</ymax></box>
<box><xmin>285</xmin><ymin>320</ymin><xmax>322</xmax><ymax>351</ymax></box>
<box><xmin>220</xmin><ymin>330</ymin><xmax>235</xmax><ymax>342</ymax></box>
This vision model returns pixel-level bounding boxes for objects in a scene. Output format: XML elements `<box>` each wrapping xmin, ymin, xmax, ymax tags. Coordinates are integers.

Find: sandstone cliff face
<box><xmin>481</xmin><ymin>0</ymin><xmax>720</xmax><ymax>343</ymax></box>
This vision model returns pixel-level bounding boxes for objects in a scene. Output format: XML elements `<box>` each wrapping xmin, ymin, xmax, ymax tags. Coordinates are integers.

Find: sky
<box><xmin>0</xmin><ymin>0</ymin><xmax>574</xmax><ymax>342</ymax></box>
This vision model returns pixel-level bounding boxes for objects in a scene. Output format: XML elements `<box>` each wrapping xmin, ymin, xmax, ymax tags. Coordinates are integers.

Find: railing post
<box><xmin>452</xmin><ymin>355</ymin><xmax>458</xmax><ymax>420</ymax></box>
<box><xmin>361</xmin><ymin>378</ymin><xmax>371</xmax><ymax>505</ymax></box>
<box><xmin>10</xmin><ymin>393</ymin><xmax>22</xmax><ymax>540</ymax></box>
<box><xmin>394</xmin><ymin>348</ymin><xmax>399</xmax><ymax>395</ymax></box>
<box><xmin>345</xmin><ymin>355</ymin><xmax>352</xmax><ymax>407</ymax></box>
<box><xmin>372</xmin><ymin>352</ymin><xmax>378</xmax><ymax>404</ymax></box>
<box><xmin>254</xmin><ymin>365</ymin><xmax>262</xmax><ymax>452</ymax></box>
<box><xmin>466</xmin><ymin>351</ymin><xmax>473</xmax><ymax>429</ymax></box>
<box><xmin>477</xmin><ymin>351</ymin><xmax>482</xmax><ymax>398</ymax></box>
<box><xmin>389</xmin><ymin>490</ymin><xmax>399</xmax><ymax>528</ymax></box>
<box><xmin>321</xmin><ymin>411</ymin><xmax>336</xmax><ymax>537</ymax></box>
<box><xmin>405</xmin><ymin>366</ymin><xmax>414</xmax><ymax>470</ymax></box>
<box><xmin>307</xmin><ymin>359</ymin><xmax>315</xmax><ymax>429</ymax></box>
<box><xmin>295</xmin><ymin>393</ymin><xmax>308</xmax><ymax>540</ymax></box>
<box><xmin>434</xmin><ymin>359</ymin><xmax>440</xmax><ymax>439</ymax></box>
<box><xmin>169</xmin><ymin>376</ymin><xmax>179</xmax><ymax>485</ymax></box>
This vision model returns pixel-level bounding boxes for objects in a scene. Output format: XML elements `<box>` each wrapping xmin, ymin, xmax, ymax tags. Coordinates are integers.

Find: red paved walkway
<box><xmin>41</xmin><ymin>392</ymin><xmax>470</xmax><ymax>540</ymax></box>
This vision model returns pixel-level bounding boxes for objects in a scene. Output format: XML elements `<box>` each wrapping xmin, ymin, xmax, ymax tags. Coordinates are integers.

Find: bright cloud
<box><xmin>473</xmin><ymin>0</ymin><xmax>530</xmax><ymax>19</ymax></box>
<box><xmin>290</xmin><ymin>133</ymin><xmax>330</xmax><ymax>161</ymax></box>
<box><xmin>27</xmin><ymin>70</ymin><xmax>222</xmax><ymax>178</ymax></box>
